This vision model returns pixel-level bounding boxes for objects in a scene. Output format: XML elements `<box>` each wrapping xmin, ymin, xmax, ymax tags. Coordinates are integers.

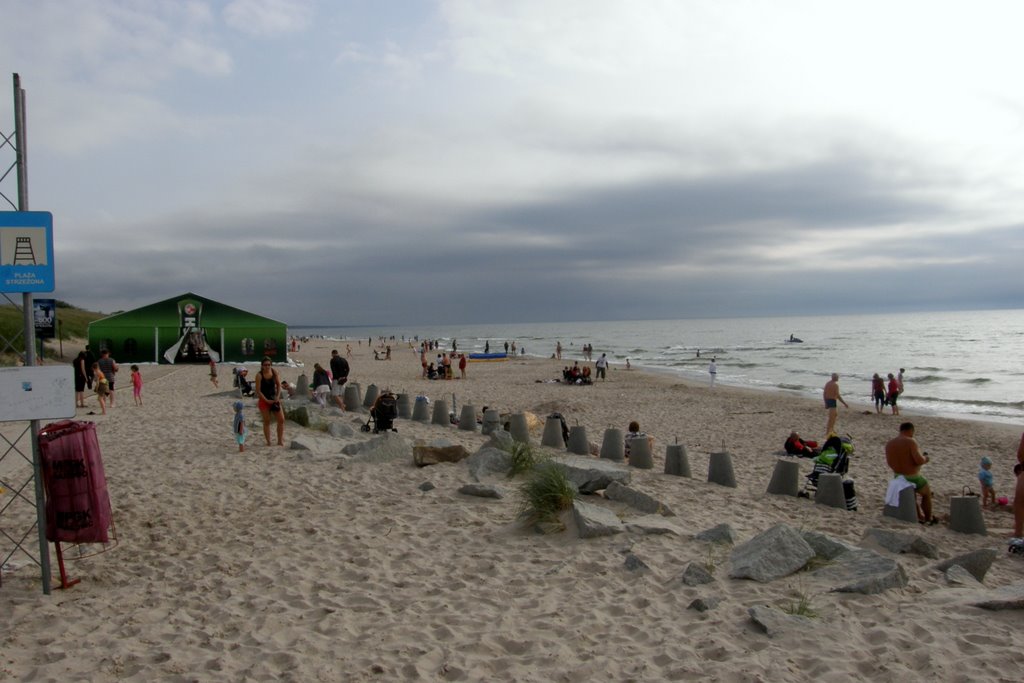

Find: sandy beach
<box><xmin>2</xmin><ymin>337</ymin><xmax>1023</xmax><ymax>682</ymax></box>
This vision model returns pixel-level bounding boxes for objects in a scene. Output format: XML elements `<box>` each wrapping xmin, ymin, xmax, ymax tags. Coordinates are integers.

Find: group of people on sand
<box><xmin>870</xmin><ymin>369</ymin><xmax>905</xmax><ymax>415</ymax></box>
<box><xmin>423</xmin><ymin>351</ymin><xmax>467</xmax><ymax>380</ymax></box>
<box><xmin>73</xmin><ymin>346</ymin><xmax>143</xmax><ymax>414</ymax></box>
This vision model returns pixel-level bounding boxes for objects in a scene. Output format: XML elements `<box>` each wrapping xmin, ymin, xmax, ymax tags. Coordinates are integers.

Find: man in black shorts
<box><xmin>329</xmin><ymin>349</ymin><xmax>349</xmax><ymax>410</ymax></box>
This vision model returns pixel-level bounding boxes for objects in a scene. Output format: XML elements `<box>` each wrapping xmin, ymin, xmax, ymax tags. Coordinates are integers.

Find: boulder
<box><xmin>748</xmin><ymin>606</ymin><xmax>814</xmax><ymax>638</ymax></box>
<box><xmin>487</xmin><ymin>429</ymin><xmax>514</xmax><ymax>450</ymax></box>
<box><xmin>679</xmin><ymin>563</ymin><xmax>715</xmax><ymax>586</ymax></box>
<box><xmin>418</xmin><ymin>481</ymin><xmax>435</xmax><ymax>492</ymax></box>
<box><xmin>328</xmin><ymin>422</ymin><xmax>356</xmax><ymax>438</ymax></box>
<box><xmin>688</xmin><ymin>596</ymin><xmax>721</xmax><ymax>612</ymax></box>
<box><xmin>284</xmin><ymin>404</ymin><xmax>310</xmax><ymax>428</ymax></box>
<box><xmin>970</xmin><ymin>583</ymin><xmax>1024</xmax><ymax>610</ymax></box>
<box><xmin>624</xmin><ymin>553</ymin><xmax>649</xmax><ymax>572</ymax></box>
<box><xmin>342</xmin><ymin>433</ymin><xmax>411</xmax><ymax>463</ymax></box>
<box><xmin>933</xmin><ymin>548</ymin><xmax>999</xmax><ymax>583</ymax></box>
<box><xmin>572</xmin><ymin>499</ymin><xmax>625</xmax><ymax>539</ymax></box>
<box><xmin>945</xmin><ymin>564</ymin><xmax>983</xmax><ymax>587</ymax></box>
<box><xmin>729</xmin><ymin>524</ymin><xmax>815</xmax><ymax>583</ymax></box>
<box><xmin>811</xmin><ymin>549</ymin><xmax>908</xmax><ymax>594</ymax></box>
<box><xmin>458</xmin><ymin>483</ymin><xmax>505</xmax><ymax>499</ymax></box>
<box><xmin>695</xmin><ymin>523</ymin><xmax>736</xmax><ymax>545</ymax></box>
<box><xmin>551</xmin><ymin>454</ymin><xmax>631</xmax><ymax>493</ymax></box>
<box><xmin>413</xmin><ymin>439</ymin><xmax>471</xmax><ymax>467</ymax></box>
<box><xmin>801</xmin><ymin>531</ymin><xmax>858</xmax><ymax>560</ymax></box>
<box><xmin>861</xmin><ymin>528</ymin><xmax>939</xmax><ymax>559</ymax></box>
<box><xmin>464</xmin><ymin>446</ymin><xmax>513</xmax><ymax>481</ymax></box>
<box><xmin>604</xmin><ymin>481</ymin><xmax>675</xmax><ymax>516</ymax></box>
<box><xmin>624</xmin><ymin>515</ymin><xmax>682</xmax><ymax>536</ymax></box>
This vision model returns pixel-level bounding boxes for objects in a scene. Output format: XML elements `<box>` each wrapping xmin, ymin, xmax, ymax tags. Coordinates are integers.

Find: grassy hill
<box><xmin>0</xmin><ymin>300</ymin><xmax>104</xmax><ymax>363</ymax></box>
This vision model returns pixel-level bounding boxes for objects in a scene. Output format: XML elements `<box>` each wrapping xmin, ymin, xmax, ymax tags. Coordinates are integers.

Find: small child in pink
<box><xmin>130</xmin><ymin>365</ymin><xmax>143</xmax><ymax>406</ymax></box>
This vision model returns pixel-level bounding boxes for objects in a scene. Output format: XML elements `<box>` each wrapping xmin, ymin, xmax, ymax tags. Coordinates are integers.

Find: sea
<box><xmin>291</xmin><ymin>309</ymin><xmax>1024</xmax><ymax>425</ymax></box>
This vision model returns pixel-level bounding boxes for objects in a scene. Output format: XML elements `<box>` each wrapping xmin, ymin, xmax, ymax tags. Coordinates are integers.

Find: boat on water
<box><xmin>468</xmin><ymin>352</ymin><xmax>509</xmax><ymax>362</ymax></box>
<box><xmin>786</xmin><ymin>334</ymin><xmax>803</xmax><ymax>343</ymax></box>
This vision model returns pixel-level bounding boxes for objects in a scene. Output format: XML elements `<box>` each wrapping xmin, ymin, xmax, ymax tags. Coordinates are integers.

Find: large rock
<box><xmin>801</xmin><ymin>531</ymin><xmax>858</xmax><ymax>560</ymax></box>
<box><xmin>342</xmin><ymin>433</ymin><xmax>411</xmax><ymax>463</ymax></box>
<box><xmin>604</xmin><ymin>481</ymin><xmax>674</xmax><ymax>516</ymax></box>
<box><xmin>861</xmin><ymin>528</ymin><xmax>939</xmax><ymax>559</ymax></box>
<box><xmin>464</xmin><ymin>446</ymin><xmax>513</xmax><ymax>481</ymax></box>
<box><xmin>624</xmin><ymin>515</ymin><xmax>682</xmax><ymax>536</ymax></box>
<box><xmin>811</xmin><ymin>549</ymin><xmax>908</xmax><ymax>594</ymax></box>
<box><xmin>458</xmin><ymin>483</ymin><xmax>505</xmax><ymax>499</ymax></box>
<box><xmin>413</xmin><ymin>439</ymin><xmax>471</xmax><ymax>467</ymax></box>
<box><xmin>679</xmin><ymin>563</ymin><xmax>715</xmax><ymax>586</ymax></box>
<box><xmin>288</xmin><ymin>434</ymin><xmax>345</xmax><ymax>456</ymax></box>
<box><xmin>551</xmin><ymin>454</ymin><xmax>631</xmax><ymax>493</ymax></box>
<box><xmin>729</xmin><ymin>524</ymin><xmax>814</xmax><ymax>582</ymax></box>
<box><xmin>933</xmin><ymin>548</ymin><xmax>999</xmax><ymax>582</ymax></box>
<box><xmin>284</xmin><ymin>404</ymin><xmax>310</xmax><ymax>427</ymax></box>
<box><xmin>970</xmin><ymin>583</ymin><xmax>1024</xmax><ymax>610</ymax></box>
<box><xmin>945</xmin><ymin>565</ymin><xmax>983</xmax><ymax>587</ymax></box>
<box><xmin>486</xmin><ymin>429</ymin><xmax>514</xmax><ymax>450</ymax></box>
<box><xmin>572</xmin><ymin>499</ymin><xmax>625</xmax><ymax>538</ymax></box>
<box><xmin>695</xmin><ymin>523</ymin><xmax>737</xmax><ymax>545</ymax></box>
<box><xmin>328</xmin><ymin>422</ymin><xmax>356</xmax><ymax>438</ymax></box>
<box><xmin>748</xmin><ymin>606</ymin><xmax>815</xmax><ymax>638</ymax></box>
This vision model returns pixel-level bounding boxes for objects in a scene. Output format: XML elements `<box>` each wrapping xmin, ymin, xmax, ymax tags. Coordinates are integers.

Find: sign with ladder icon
<box><xmin>0</xmin><ymin>211</ymin><xmax>54</xmax><ymax>292</ymax></box>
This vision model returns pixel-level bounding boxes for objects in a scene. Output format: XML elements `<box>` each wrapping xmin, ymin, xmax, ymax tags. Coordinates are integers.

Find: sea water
<box><xmin>292</xmin><ymin>309</ymin><xmax>1024</xmax><ymax>425</ymax></box>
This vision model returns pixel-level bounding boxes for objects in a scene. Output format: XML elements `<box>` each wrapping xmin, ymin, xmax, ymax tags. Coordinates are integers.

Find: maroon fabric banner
<box><xmin>38</xmin><ymin>420</ymin><xmax>113</xmax><ymax>544</ymax></box>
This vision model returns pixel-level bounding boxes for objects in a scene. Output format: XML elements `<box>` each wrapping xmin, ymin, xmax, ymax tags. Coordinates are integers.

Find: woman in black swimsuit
<box><xmin>256</xmin><ymin>356</ymin><xmax>285</xmax><ymax>446</ymax></box>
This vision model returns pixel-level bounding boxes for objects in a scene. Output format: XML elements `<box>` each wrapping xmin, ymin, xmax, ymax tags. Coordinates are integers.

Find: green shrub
<box><xmin>517</xmin><ymin>461</ymin><xmax>577</xmax><ymax>532</ymax></box>
<box><xmin>504</xmin><ymin>440</ymin><xmax>543</xmax><ymax>478</ymax></box>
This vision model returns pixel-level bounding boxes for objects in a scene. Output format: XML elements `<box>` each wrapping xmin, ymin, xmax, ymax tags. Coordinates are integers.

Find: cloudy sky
<box><xmin>1</xmin><ymin>0</ymin><xmax>1022</xmax><ymax>326</ymax></box>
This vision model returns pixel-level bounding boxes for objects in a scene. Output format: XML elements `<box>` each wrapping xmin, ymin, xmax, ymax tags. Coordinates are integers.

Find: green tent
<box><xmin>87</xmin><ymin>292</ymin><xmax>288</xmax><ymax>364</ymax></box>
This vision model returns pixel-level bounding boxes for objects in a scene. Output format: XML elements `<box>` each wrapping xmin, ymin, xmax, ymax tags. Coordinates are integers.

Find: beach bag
<box><xmin>843</xmin><ymin>479</ymin><xmax>858</xmax><ymax>511</ymax></box>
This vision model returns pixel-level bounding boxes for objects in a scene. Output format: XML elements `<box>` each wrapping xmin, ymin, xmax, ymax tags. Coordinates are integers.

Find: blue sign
<box><xmin>0</xmin><ymin>211</ymin><xmax>54</xmax><ymax>293</ymax></box>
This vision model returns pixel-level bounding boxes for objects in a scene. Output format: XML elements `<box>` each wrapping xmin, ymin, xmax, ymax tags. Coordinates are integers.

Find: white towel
<box><xmin>885</xmin><ymin>475</ymin><xmax>915</xmax><ymax>507</ymax></box>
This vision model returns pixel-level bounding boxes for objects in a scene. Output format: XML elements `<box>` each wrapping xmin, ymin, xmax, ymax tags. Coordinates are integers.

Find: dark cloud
<box><xmin>52</xmin><ymin>154</ymin><xmax>1021</xmax><ymax>326</ymax></box>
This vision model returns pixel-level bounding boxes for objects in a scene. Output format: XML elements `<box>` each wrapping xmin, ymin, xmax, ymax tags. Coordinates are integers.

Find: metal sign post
<box><xmin>0</xmin><ymin>73</ymin><xmax>58</xmax><ymax>594</ymax></box>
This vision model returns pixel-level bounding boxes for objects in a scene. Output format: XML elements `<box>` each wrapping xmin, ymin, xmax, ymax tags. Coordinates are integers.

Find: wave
<box><xmin>959</xmin><ymin>377</ymin><xmax>992</xmax><ymax>385</ymax></box>
<box><xmin>909</xmin><ymin>374</ymin><xmax>945</xmax><ymax>384</ymax></box>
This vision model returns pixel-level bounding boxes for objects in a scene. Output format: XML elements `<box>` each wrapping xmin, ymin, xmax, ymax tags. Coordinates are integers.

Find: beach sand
<box><xmin>2</xmin><ymin>338</ymin><xmax>1023</xmax><ymax>682</ymax></box>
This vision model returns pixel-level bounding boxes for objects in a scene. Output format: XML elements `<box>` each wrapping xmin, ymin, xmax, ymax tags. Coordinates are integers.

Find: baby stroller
<box><xmin>233</xmin><ymin>368</ymin><xmax>254</xmax><ymax>397</ymax></box>
<box><xmin>361</xmin><ymin>391</ymin><xmax>398</xmax><ymax>433</ymax></box>
<box><xmin>801</xmin><ymin>434</ymin><xmax>857</xmax><ymax>510</ymax></box>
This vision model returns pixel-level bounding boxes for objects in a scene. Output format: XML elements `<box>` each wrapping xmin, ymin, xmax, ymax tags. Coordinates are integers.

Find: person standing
<box><xmin>84</xmin><ymin>344</ymin><xmax>96</xmax><ymax>390</ymax></box>
<box><xmin>871</xmin><ymin>373</ymin><xmax>886</xmax><ymax>414</ymax></box>
<box><xmin>885</xmin><ymin>422</ymin><xmax>935</xmax><ymax>524</ymax></box>
<box><xmin>887</xmin><ymin>372</ymin><xmax>901</xmax><ymax>416</ymax></box>
<box><xmin>97</xmin><ymin>349</ymin><xmax>119</xmax><ymax>407</ymax></box>
<box><xmin>73</xmin><ymin>350</ymin><xmax>88</xmax><ymax>408</ymax></box>
<box><xmin>708</xmin><ymin>358</ymin><xmax>717</xmax><ymax>388</ymax></box>
<box><xmin>459</xmin><ymin>353</ymin><xmax>467</xmax><ymax>379</ymax></box>
<box><xmin>595</xmin><ymin>353</ymin><xmax>609</xmax><ymax>381</ymax></box>
<box><xmin>130</xmin><ymin>365</ymin><xmax>143</xmax><ymax>406</ymax></box>
<box><xmin>823</xmin><ymin>373</ymin><xmax>849</xmax><ymax>435</ymax></box>
<box><xmin>256</xmin><ymin>356</ymin><xmax>285</xmax><ymax>446</ymax></box>
<box><xmin>233</xmin><ymin>401</ymin><xmax>247</xmax><ymax>453</ymax></box>
<box><xmin>329</xmin><ymin>349</ymin><xmax>349</xmax><ymax>411</ymax></box>
<box><xmin>555</xmin><ymin>341</ymin><xmax>562</xmax><ymax>360</ymax></box>
<box><xmin>209</xmin><ymin>358</ymin><xmax>219</xmax><ymax>388</ymax></box>
<box><xmin>1013</xmin><ymin>433</ymin><xmax>1024</xmax><ymax>540</ymax></box>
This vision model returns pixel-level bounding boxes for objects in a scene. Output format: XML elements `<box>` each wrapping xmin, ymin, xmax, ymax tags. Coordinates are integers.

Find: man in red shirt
<box><xmin>885</xmin><ymin>422</ymin><xmax>934</xmax><ymax>523</ymax></box>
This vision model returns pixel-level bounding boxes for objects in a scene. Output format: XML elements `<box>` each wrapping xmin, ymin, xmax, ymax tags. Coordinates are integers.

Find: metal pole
<box><xmin>14</xmin><ymin>73</ymin><xmax>51</xmax><ymax>594</ymax></box>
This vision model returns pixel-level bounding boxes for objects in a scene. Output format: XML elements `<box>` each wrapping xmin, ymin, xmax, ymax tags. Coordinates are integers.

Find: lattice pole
<box><xmin>0</xmin><ymin>73</ymin><xmax>50</xmax><ymax>593</ymax></box>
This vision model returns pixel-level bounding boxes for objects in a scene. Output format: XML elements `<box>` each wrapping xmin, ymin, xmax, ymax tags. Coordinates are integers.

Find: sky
<box><xmin>1</xmin><ymin>0</ymin><xmax>1023</xmax><ymax>326</ymax></box>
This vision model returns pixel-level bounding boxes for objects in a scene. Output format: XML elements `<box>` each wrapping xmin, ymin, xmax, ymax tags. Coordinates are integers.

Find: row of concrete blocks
<box><xmin>326</xmin><ymin>382</ymin><xmax>989</xmax><ymax>536</ymax></box>
<box><xmin>764</xmin><ymin>458</ymin><xmax>987</xmax><ymax>535</ymax></box>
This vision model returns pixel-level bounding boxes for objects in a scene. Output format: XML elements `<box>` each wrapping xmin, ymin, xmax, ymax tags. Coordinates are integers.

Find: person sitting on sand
<box><xmin>885</xmin><ymin>421</ymin><xmax>936</xmax><ymax>524</ymax></box>
<box><xmin>784</xmin><ymin>431</ymin><xmax>818</xmax><ymax>458</ymax></box>
<box><xmin>624</xmin><ymin>421</ymin><xmax>654</xmax><ymax>460</ymax></box>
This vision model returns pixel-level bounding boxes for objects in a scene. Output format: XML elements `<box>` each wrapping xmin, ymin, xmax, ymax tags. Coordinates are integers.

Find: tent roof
<box><xmin>89</xmin><ymin>292</ymin><xmax>287</xmax><ymax>327</ymax></box>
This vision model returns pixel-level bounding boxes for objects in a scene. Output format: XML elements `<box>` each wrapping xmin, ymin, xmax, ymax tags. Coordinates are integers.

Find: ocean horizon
<box><xmin>292</xmin><ymin>308</ymin><xmax>1024</xmax><ymax>425</ymax></box>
